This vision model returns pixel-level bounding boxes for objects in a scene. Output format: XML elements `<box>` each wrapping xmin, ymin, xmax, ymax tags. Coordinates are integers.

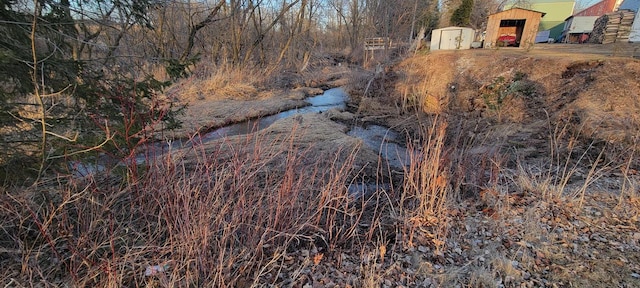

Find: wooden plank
<box><xmin>364</xmin><ymin>37</ymin><xmax>396</xmax><ymax>51</ymax></box>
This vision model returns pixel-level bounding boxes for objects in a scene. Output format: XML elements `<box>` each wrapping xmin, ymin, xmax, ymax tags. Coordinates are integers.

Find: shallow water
<box><xmin>71</xmin><ymin>88</ymin><xmax>349</xmax><ymax>176</ymax></box>
<box><xmin>200</xmin><ymin>88</ymin><xmax>348</xmax><ymax>141</ymax></box>
<box><xmin>71</xmin><ymin>87</ymin><xmax>409</xmax><ymax>193</ymax></box>
<box><xmin>347</xmin><ymin>125</ymin><xmax>409</xmax><ymax>169</ymax></box>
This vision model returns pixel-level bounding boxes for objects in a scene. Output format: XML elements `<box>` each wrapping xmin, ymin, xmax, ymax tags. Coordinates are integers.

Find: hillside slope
<box><xmin>354</xmin><ymin>49</ymin><xmax>640</xmax><ymax>175</ymax></box>
<box><xmin>342</xmin><ymin>48</ymin><xmax>640</xmax><ymax>287</ymax></box>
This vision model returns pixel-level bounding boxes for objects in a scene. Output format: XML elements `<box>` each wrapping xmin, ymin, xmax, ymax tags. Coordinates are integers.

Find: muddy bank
<box><xmin>174</xmin><ymin>112</ymin><xmax>387</xmax><ymax>185</ymax></box>
<box><xmin>167</xmin><ymin>64</ymin><xmax>354</xmax><ymax>139</ymax></box>
<box><xmin>168</xmin><ymin>88</ymin><xmax>316</xmax><ymax>138</ymax></box>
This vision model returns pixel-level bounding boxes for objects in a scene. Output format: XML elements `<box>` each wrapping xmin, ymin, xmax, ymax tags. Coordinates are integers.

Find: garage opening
<box><xmin>498</xmin><ymin>19</ymin><xmax>526</xmax><ymax>47</ymax></box>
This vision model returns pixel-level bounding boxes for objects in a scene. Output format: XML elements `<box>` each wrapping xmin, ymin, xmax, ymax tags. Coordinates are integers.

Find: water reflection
<box><xmin>200</xmin><ymin>88</ymin><xmax>348</xmax><ymax>141</ymax></box>
<box><xmin>72</xmin><ymin>88</ymin><xmax>349</xmax><ymax>176</ymax></box>
<box><xmin>347</xmin><ymin>125</ymin><xmax>409</xmax><ymax>169</ymax></box>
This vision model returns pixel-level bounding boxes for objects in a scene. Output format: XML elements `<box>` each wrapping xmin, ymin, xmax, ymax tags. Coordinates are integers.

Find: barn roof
<box><xmin>489</xmin><ymin>7</ymin><xmax>547</xmax><ymax>17</ymax></box>
<box><xmin>619</xmin><ymin>0</ymin><xmax>640</xmax><ymax>11</ymax></box>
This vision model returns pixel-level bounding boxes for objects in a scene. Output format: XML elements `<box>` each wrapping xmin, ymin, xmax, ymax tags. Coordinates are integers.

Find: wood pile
<box><xmin>589</xmin><ymin>10</ymin><xmax>636</xmax><ymax>44</ymax></box>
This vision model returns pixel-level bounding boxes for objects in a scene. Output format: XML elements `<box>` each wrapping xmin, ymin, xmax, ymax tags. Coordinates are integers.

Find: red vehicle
<box><xmin>497</xmin><ymin>34</ymin><xmax>517</xmax><ymax>46</ymax></box>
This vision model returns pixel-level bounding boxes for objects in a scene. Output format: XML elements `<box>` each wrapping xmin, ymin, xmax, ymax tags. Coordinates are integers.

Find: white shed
<box><xmin>430</xmin><ymin>27</ymin><xmax>475</xmax><ymax>50</ymax></box>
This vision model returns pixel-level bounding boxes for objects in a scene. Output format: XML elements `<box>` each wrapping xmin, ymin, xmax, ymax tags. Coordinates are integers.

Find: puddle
<box><xmin>347</xmin><ymin>125</ymin><xmax>409</xmax><ymax>169</ymax></box>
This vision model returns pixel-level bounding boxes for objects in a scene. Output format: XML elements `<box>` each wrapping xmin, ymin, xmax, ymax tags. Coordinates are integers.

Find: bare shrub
<box><xmin>1</xmin><ymin>128</ymin><xmax>370</xmax><ymax>286</ymax></box>
<box><xmin>401</xmin><ymin>118</ymin><xmax>452</xmax><ymax>252</ymax></box>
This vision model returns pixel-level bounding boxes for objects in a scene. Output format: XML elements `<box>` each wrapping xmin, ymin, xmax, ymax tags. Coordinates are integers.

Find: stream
<box><xmin>200</xmin><ymin>88</ymin><xmax>348</xmax><ymax>142</ymax></box>
<box><xmin>72</xmin><ymin>87</ymin><xmax>410</xmax><ymax>195</ymax></box>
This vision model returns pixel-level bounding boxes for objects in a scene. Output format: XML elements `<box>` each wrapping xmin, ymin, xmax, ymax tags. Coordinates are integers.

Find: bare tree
<box><xmin>329</xmin><ymin>0</ymin><xmax>365</xmax><ymax>51</ymax></box>
<box><xmin>471</xmin><ymin>0</ymin><xmax>501</xmax><ymax>30</ymax></box>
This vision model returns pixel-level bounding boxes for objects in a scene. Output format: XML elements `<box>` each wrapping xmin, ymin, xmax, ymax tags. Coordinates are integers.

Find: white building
<box><xmin>430</xmin><ymin>27</ymin><xmax>476</xmax><ymax>50</ymax></box>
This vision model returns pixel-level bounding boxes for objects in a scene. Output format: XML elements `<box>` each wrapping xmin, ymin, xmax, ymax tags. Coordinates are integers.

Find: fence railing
<box><xmin>364</xmin><ymin>37</ymin><xmax>395</xmax><ymax>51</ymax></box>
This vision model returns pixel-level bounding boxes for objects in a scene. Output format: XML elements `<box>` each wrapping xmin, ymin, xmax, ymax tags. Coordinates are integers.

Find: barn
<box><xmin>484</xmin><ymin>8</ymin><xmax>546</xmax><ymax>48</ymax></box>
<box><xmin>430</xmin><ymin>27</ymin><xmax>476</xmax><ymax>50</ymax></box>
<box><xmin>619</xmin><ymin>0</ymin><xmax>640</xmax><ymax>42</ymax></box>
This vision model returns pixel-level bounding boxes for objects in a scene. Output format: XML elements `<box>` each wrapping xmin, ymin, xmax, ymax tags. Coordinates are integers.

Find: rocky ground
<box><xmin>253</xmin><ymin>191</ymin><xmax>640</xmax><ymax>287</ymax></box>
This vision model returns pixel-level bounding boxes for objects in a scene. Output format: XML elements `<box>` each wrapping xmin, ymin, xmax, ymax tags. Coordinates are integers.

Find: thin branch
<box><xmin>47</xmin><ymin>124</ymin><xmax>114</xmax><ymax>160</ymax></box>
<box><xmin>45</xmin><ymin>131</ymin><xmax>79</xmax><ymax>142</ymax></box>
<box><xmin>30</xmin><ymin>0</ymin><xmax>46</xmax><ymax>184</ymax></box>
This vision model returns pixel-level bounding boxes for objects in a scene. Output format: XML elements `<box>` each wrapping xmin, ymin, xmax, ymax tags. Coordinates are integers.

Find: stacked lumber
<box><xmin>617</xmin><ymin>10</ymin><xmax>636</xmax><ymax>41</ymax></box>
<box><xmin>589</xmin><ymin>10</ymin><xmax>636</xmax><ymax>44</ymax></box>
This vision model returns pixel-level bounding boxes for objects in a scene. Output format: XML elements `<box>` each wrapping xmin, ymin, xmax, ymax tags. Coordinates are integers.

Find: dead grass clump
<box><xmin>0</xmin><ymin>128</ymin><xmax>371</xmax><ymax>286</ymax></box>
<box><xmin>177</xmin><ymin>65</ymin><xmax>261</xmax><ymax>102</ymax></box>
<box><xmin>394</xmin><ymin>53</ymin><xmax>458</xmax><ymax>114</ymax></box>
<box><xmin>400</xmin><ymin>119</ymin><xmax>453</xmax><ymax>253</ymax></box>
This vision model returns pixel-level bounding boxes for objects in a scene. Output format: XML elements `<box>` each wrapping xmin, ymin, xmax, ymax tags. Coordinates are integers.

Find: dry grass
<box><xmin>0</xmin><ymin>104</ymin><xmax>463</xmax><ymax>287</ymax></box>
<box><xmin>394</xmin><ymin>52</ymin><xmax>457</xmax><ymax>115</ymax></box>
<box><xmin>175</xmin><ymin>65</ymin><xmax>262</xmax><ymax>102</ymax></box>
<box><xmin>3</xmin><ymin>107</ymin><xmax>639</xmax><ymax>286</ymax></box>
<box><xmin>0</xmin><ymin>124</ymin><xmax>367</xmax><ymax>286</ymax></box>
<box><xmin>171</xmin><ymin>55</ymin><xmax>353</xmax><ymax>104</ymax></box>
<box><xmin>4</xmin><ymin>48</ymin><xmax>640</xmax><ymax>287</ymax></box>
<box><xmin>401</xmin><ymin>118</ymin><xmax>451</xmax><ymax>253</ymax></box>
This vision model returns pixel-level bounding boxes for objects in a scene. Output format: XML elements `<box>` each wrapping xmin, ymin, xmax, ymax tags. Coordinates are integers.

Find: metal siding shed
<box><xmin>562</xmin><ymin>16</ymin><xmax>599</xmax><ymax>43</ymax></box>
<box><xmin>430</xmin><ymin>27</ymin><xmax>476</xmax><ymax>50</ymax></box>
<box><xmin>566</xmin><ymin>16</ymin><xmax>599</xmax><ymax>33</ymax></box>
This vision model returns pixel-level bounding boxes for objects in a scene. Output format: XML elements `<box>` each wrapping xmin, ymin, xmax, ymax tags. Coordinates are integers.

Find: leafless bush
<box><xmin>0</xmin><ymin>125</ymin><xmax>388</xmax><ymax>286</ymax></box>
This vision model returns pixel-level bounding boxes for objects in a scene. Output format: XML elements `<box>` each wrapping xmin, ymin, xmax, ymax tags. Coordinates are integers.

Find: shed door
<box><xmin>440</xmin><ymin>29</ymin><xmax>462</xmax><ymax>49</ymax></box>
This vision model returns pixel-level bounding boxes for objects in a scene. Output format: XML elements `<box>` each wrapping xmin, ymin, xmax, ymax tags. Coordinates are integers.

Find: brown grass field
<box><xmin>1</xmin><ymin>44</ymin><xmax>640</xmax><ymax>287</ymax></box>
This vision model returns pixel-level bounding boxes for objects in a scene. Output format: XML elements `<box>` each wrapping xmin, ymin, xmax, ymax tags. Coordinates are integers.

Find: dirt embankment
<box><xmin>355</xmin><ymin>49</ymin><xmax>640</xmax><ymax>172</ymax></box>
<box><xmin>332</xmin><ymin>47</ymin><xmax>640</xmax><ymax>288</ymax></box>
